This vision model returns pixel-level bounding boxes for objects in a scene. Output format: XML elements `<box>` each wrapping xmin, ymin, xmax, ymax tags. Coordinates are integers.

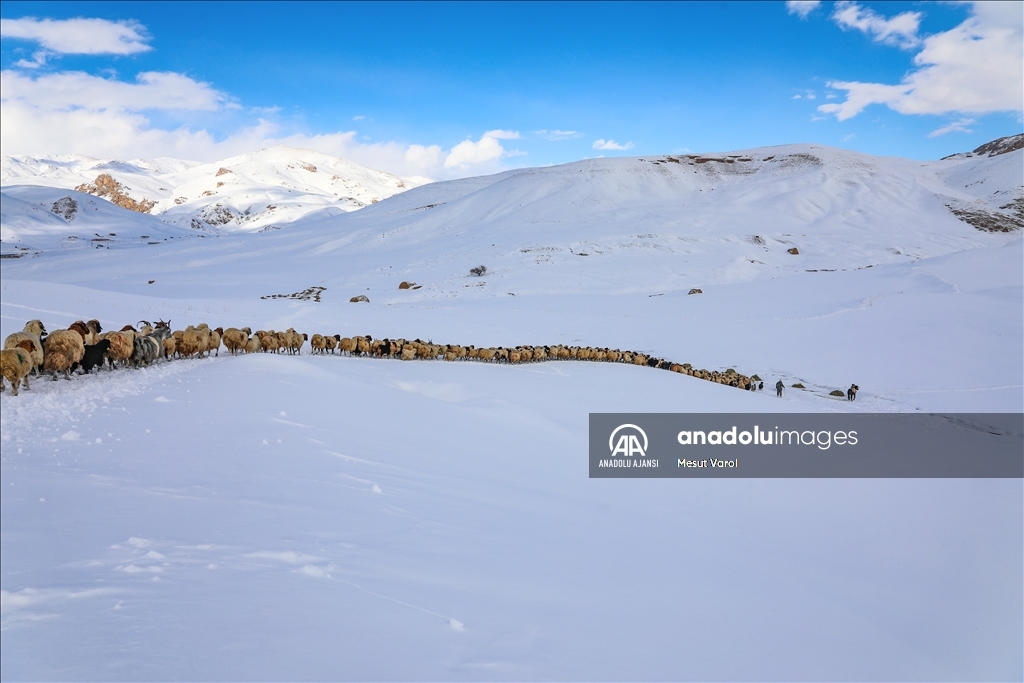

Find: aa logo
<box><xmin>609</xmin><ymin>424</ymin><xmax>648</xmax><ymax>457</ymax></box>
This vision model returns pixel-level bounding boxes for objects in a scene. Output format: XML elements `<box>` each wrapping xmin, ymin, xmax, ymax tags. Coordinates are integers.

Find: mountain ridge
<box><xmin>1</xmin><ymin>145</ymin><xmax>427</xmax><ymax>233</ymax></box>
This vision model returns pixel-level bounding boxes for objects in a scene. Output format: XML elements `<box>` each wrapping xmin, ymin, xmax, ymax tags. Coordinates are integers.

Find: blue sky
<box><xmin>1</xmin><ymin>1</ymin><xmax>1021</xmax><ymax>178</ymax></box>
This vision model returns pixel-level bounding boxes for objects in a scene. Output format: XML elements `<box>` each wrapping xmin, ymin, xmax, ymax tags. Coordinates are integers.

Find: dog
<box><xmin>847</xmin><ymin>384</ymin><xmax>859</xmax><ymax>401</ymax></box>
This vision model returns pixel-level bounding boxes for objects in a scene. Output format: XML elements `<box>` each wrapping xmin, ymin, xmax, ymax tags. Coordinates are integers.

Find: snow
<box><xmin>1</xmin><ymin>142</ymin><xmax>1021</xmax><ymax>679</ymax></box>
<box><xmin>2</xmin><ymin>146</ymin><xmax>426</xmax><ymax>234</ymax></box>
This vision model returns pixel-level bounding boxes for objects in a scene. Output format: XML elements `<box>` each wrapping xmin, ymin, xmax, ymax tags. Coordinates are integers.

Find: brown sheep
<box><xmin>163</xmin><ymin>337</ymin><xmax>177</xmax><ymax>359</ymax></box>
<box><xmin>208</xmin><ymin>327</ymin><xmax>223</xmax><ymax>356</ymax></box>
<box><xmin>178</xmin><ymin>328</ymin><xmax>205</xmax><ymax>359</ymax></box>
<box><xmin>99</xmin><ymin>329</ymin><xmax>135</xmax><ymax>368</ymax></box>
<box><xmin>68</xmin><ymin>321</ymin><xmax>91</xmax><ymax>344</ymax></box>
<box><xmin>222</xmin><ymin>328</ymin><xmax>249</xmax><ymax>355</ymax></box>
<box><xmin>1</xmin><ymin>344</ymin><xmax>34</xmax><ymax>395</ymax></box>
<box><xmin>43</xmin><ymin>329</ymin><xmax>85</xmax><ymax>379</ymax></box>
<box><xmin>258</xmin><ymin>331</ymin><xmax>280</xmax><ymax>354</ymax></box>
<box><xmin>4</xmin><ymin>320</ymin><xmax>46</xmax><ymax>375</ymax></box>
<box><xmin>310</xmin><ymin>334</ymin><xmax>326</xmax><ymax>354</ymax></box>
<box><xmin>193</xmin><ymin>325</ymin><xmax>213</xmax><ymax>357</ymax></box>
<box><xmin>86</xmin><ymin>319</ymin><xmax>103</xmax><ymax>344</ymax></box>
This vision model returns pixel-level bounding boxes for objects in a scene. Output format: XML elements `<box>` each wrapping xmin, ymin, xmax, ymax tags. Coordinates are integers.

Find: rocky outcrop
<box><xmin>74</xmin><ymin>174</ymin><xmax>155</xmax><ymax>214</ymax></box>
<box><xmin>971</xmin><ymin>134</ymin><xmax>1024</xmax><ymax>157</ymax></box>
<box><xmin>943</xmin><ymin>134</ymin><xmax>1024</xmax><ymax>160</ymax></box>
<box><xmin>50</xmin><ymin>197</ymin><xmax>78</xmax><ymax>221</ymax></box>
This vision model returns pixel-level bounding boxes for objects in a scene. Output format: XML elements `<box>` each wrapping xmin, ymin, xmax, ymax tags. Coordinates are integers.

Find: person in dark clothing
<box><xmin>776</xmin><ymin>380</ymin><xmax>784</xmax><ymax>397</ymax></box>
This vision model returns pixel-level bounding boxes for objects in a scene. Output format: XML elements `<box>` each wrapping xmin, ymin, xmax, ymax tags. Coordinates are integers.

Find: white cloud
<box><xmin>1</xmin><ymin>69</ymin><xmax>227</xmax><ymax>111</ymax></box>
<box><xmin>0</xmin><ymin>17</ymin><xmax>151</xmax><ymax>55</ymax></box>
<box><xmin>481</xmin><ymin>129</ymin><xmax>520</xmax><ymax>140</ymax></box>
<box><xmin>0</xmin><ymin>31</ymin><xmax>524</xmax><ymax>181</ymax></box>
<box><xmin>592</xmin><ymin>139</ymin><xmax>633</xmax><ymax>151</ymax></box>
<box><xmin>818</xmin><ymin>2</ymin><xmax>1023</xmax><ymax>120</ymax></box>
<box><xmin>535</xmin><ymin>129</ymin><xmax>583</xmax><ymax>141</ymax></box>
<box><xmin>352</xmin><ymin>115</ymin><xmax>367</xmax><ymax>121</ymax></box>
<box><xmin>0</xmin><ymin>71</ymin><xmax>519</xmax><ymax>179</ymax></box>
<box><xmin>443</xmin><ymin>130</ymin><xmax>520</xmax><ymax>170</ymax></box>
<box><xmin>786</xmin><ymin>1</ymin><xmax>822</xmax><ymax>20</ymax></box>
<box><xmin>13</xmin><ymin>51</ymin><xmax>50</xmax><ymax>69</ymax></box>
<box><xmin>831</xmin><ymin>1</ymin><xmax>922</xmax><ymax>49</ymax></box>
<box><xmin>928</xmin><ymin>118</ymin><xmax>976</xmax><ymax>137</ymax></box>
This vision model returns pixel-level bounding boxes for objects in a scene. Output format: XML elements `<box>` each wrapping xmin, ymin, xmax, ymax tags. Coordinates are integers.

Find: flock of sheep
<box><xmin>2</xmin><ymin>318</ymin><xmax>763</xmax><ymax>396</ymax></box>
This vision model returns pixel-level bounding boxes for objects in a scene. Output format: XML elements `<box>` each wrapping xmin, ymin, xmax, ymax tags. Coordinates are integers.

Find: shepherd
<box><xmin>776</xmin><ymin>380</ymin><xmax>784</xmax><ymax>397</ymax></box>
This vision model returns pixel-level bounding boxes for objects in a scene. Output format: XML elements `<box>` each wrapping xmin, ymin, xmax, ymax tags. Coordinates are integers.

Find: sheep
<box><xmin>86</xmin><ymin>319</ymin><xmax>103</xmax><ymax>343</ymax></box>
<box><xmin>4</xmin><ymin>320</ymin><xmax>46</xmax><ymax>375</ymax></box>
<box><xmin>244</xmin><ymin>332</ymin><xmax>262</xmax><ymax>354</ymax></box>
<box><xmin>193</xmin><ymin>325</ymin><xmax>213</xmax><ymax>357</ymax></box>
<box><xmin>73</xmin><ymin>339</ymin><xmax>112</xmax><ymax>374</ymax></box>
<box><xmin>275</xmin><ymin>331</ymin><xmax>290</xmax><ymax>354</ymax></box>
<box><xmin>163</xmin><ymin>337</ymin><xmax>177</xmax><ymax>359</ymax></box>
<box><xmin>66</xmin><ymin>319</ymin><xmax>102</xmax><ymax>345</ymax></box>
<box><xmin>208</xmin><ymin>327</ymin><xmax>223</xmax><ymax>356</ymax></box>
<box><xmin>290</xmin><ymin>331</ymin><xmax>305</xmax><ymax>356</ymax></box>
<box><xmin>43</xmin><ymin>329</ymin><xmax>86</xmax><ymax>380</ymax></box>
<box><xmin>178</xmin><ymin>328</ymin><xmax>205</xmax><ymax>359</ymax></box>
<box><xmin>1</xmin><ymin>344</ymin><xmax>34</xmax><ymax>395</ymax></box>
<box><xmin>257</xmin><ymin>331</ymin><xmax>281</xmax><ymax>354</ymax></box>
<box><xmin>100</xmin><ymin>329</ymin><xmax>135</xmax><ymax>368</ymax></box>
<box><xmin>338</xmin><ymin>337</ymin><xmax>356</xmax><ymax>355</ymax></box>
<box><xmin>280</xmin><ymin>329</ymin><xmax>295</xmax><ymax>354</ymax></box>
<box><xmin>222</xmin><ymin>328</ymin><xmax>249</xmax><ymax>355</ymax></box>
<box><xmin>68</xmin><ymin>321</ymin><xmax>92</xmax><ymax>344</ymax></box>
<box><xmin>310</xmin><ymin>334</ymin><xmax>326</xmax><ymax>354</ymax></box>
<box><xmin>325</xmin><ymin>335</ymin><xmax>339</xmax><ymax>353</ymax></box>
<box><xmin>282</xmin><ymin>328</ymin><xmax>305</xmax><ymax>355</ymax></box>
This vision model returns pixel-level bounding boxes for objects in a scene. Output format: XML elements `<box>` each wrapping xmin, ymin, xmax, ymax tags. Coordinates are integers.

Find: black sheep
<box><xmin>74</xmin><ymin>339</ymin><xmax>112</xmax><ymax>374</ymax></box>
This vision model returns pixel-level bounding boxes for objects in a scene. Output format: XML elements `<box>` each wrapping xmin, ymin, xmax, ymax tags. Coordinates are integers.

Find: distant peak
<box><xmin>971</xmin><ymin>134</ymin><xmax>1024</xmax><ymax>157</ymax></box>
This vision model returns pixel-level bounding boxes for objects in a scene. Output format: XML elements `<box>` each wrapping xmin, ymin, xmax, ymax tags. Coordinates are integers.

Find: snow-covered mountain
<box><xmin>2</xmin><ymin>137</ymin><xmax>1020</xmax><ymax>408</ymax></box>
<box><xmin>1</xmin><ymin>146</ymin><xmax>426</xmax><ymax>233</ymax></box>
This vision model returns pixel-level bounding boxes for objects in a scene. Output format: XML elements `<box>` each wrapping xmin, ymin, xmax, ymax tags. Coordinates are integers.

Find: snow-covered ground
<box><xmin>1</xmin><ymin>141</ymin><xmax>1022</xmax><ymax>680</ymax></box>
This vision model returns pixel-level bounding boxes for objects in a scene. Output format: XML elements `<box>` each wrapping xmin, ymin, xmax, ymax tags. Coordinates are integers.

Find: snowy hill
<box><xmin>1</xmin><ymin>140</ymin><xmax>1021</xmax><ymax>680</ymax></box>
<box><xmin>1</xmin><ymin>186</ymin><xmax>194</xmax><ymax>254</ymax></box>
<box><xmin>1</xmin><ymin>146</ymin><xmax>425</xmax><ymax>233</ymax></box>
<box><xmin>2</xmin><ymin>140</ymin><xmax>1021</xmax><ymax>407</ymax></box>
